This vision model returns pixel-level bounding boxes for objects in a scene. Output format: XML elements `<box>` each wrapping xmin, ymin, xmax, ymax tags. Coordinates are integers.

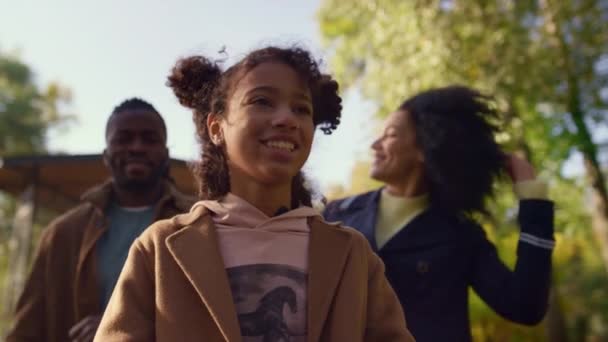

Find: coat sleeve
<box><xmin>470</xmin><ymin>199</ymin><xmax>554</xmax><ymax>325</ymax></box>
<box><xmin>365</xmin><ymin>244</ymin><xmax>416</xmax><ymax>341</ymax></box>
<box><xmin>93</xmin><ymin>240</ymin><xmax>155</xmax><ymax>341</ymax></box>
<box><xmin>5</xmin><ymin>228</ymin><xmax>53</xmax><ymax>342</ymax></box>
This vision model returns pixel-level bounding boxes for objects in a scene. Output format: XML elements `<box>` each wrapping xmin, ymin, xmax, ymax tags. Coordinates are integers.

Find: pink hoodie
<box><xmin>193</xmin><ymin>193</ymin><xmax>321</xmax><ymax>341</ymax></box>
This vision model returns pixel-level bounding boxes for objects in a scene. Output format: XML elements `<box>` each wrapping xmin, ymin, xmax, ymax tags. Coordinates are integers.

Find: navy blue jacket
<box><xmin>323</xmin><ymin>189</ymin><xmax>554</xmax><ymax>342</ymax></box>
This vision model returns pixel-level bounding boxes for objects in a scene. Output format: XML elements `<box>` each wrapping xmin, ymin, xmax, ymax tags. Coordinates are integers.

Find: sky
<box><xmin>0</xmin><ymin>0</ymin><xmax>379</xmax><ymax>192</ymax></box>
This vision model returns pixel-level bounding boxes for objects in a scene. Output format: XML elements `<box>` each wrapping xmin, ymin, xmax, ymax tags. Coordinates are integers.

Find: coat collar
<box><xmin>77</xmin><ymin>180</ymin><xmax>192</xmax><ymax>273</ymax></box>
<box><xmin>77</xmin><ymin>179</ymin><xmax>193</xmax><ymax>286</ymax></box>
<box><xmin>336</xmin><ymin>189</ymin><xmax>455</xmax><ymax>252</ymax></box>
<box><xmin>80</xmin><ymin>179</ymin><xmax>193</xmax><ymax>212</ymax></box>
<box><xmin>165</xmin><ymin>206</ymin><xmax>353</xmax><ymax>342</ymax></box>
<box><xmin>74</xmin><ymin>180</ymin><xmax>193</xmax><ymax>319</ymax></box>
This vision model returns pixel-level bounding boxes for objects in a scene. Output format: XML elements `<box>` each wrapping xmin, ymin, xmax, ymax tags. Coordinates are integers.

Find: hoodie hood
<box><xmin>191</xmin><ymin>193</ymin><xmax>321</xmax><ymax>234</ymax></box>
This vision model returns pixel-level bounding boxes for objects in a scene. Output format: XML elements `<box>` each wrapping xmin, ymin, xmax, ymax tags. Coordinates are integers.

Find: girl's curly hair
<box><xmin>400</xmin><ymin>85</ymin><xmax>505</xmax><ymax>217</ymax></box>
<box><xmin>167</xmin><ymin>46</ymin><xmax>342</xmax><ymax>207</ymax></box>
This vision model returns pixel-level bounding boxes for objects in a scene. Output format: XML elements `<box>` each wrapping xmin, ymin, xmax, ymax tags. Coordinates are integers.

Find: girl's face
<box><xmin>208</xmin><ymin>62</ymin><xmax>315</xmax><ymax>188</ymax></box>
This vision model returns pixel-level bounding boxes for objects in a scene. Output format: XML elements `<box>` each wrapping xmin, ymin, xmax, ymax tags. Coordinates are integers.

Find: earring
<box><xmin>213</xmin><ymin>135</ymin><xmax>223</xmax><ymax>145</ymax></box>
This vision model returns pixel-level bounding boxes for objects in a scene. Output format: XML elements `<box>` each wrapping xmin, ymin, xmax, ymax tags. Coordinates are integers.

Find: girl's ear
<box><xmin>207</xmin><ymin>113</ymin><xmax>224</xmax><ymax>145</ymax></box>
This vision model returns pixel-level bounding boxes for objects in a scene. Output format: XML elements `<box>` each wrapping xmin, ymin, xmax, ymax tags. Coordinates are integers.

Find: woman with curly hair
<box><xmin>94</xmin><ymin>46</ymin><xmax>414</xmax><ymax>342</ymax></box>
<box><xmin>324</xmin><ymin>85</ymin><xmax>555</xmax><ymax>342</ymax></box>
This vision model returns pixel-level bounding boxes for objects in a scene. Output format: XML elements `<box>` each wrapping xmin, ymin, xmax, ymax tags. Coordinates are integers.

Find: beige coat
<box><xmin>94</xmin><ymin>205</ymin><xmax>416</xmax><ymax>341</ymax></box>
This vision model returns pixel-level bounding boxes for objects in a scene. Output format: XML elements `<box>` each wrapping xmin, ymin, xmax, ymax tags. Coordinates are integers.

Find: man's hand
<box><xmin>69</xmin><ymin>315</ymin><xmax>102</xmax><ymax>342</ymax></box>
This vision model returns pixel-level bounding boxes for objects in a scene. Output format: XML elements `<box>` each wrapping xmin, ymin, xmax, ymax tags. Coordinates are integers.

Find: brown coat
<box><xmin>94</xmin><ymin>205</ymin><xmax>416</xmax><ymax>342</ymax></box>
<box><xmin>6</xmin><ymin>181</ymin><xmax>194</xmax><ymax>342</ymax></box>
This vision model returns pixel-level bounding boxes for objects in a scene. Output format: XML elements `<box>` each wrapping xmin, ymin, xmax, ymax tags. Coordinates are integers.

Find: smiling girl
<box><xmin>93</xmin><ymin>46</ymin><xmax>414</xmax><ymax>342</ymax></box>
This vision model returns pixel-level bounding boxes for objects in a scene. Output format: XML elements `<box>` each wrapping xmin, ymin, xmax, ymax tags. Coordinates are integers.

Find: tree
<box><xmin>319</xmin><ymin>0</ymin><xmax>608</xmax><ymax>339</ymax></box>
<box><xmin>0</xmin><ymin>49</ymin><xmax>71</xmax><ymax>333</ymax></box>
<box><xmin>0</xmin><ymin>52</ymin><xmax>70</xmax><ymax>155</ymax></box>
<box><xmin>318</xmin><ymin>0</ymin><xmax>608</xmax><ymax>281</ymax></box>
<box><xmin>319</xmin><ymin>0</ymin><xmax>608</xmax><ymax>266</ymax></box>
<box><xmin>325</xmin><ymin>161</ymin><xmax>382</xmax><ymax>200</ymax></box>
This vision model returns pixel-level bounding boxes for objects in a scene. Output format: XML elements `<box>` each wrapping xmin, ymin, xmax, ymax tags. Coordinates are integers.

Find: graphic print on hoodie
<box><xmin>197</xmin><ymin>193</ymin><xmax>321</xmax><ymax>342</ymax></box>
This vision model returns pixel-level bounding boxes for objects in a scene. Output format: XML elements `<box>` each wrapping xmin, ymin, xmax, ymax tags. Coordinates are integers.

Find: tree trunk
<box><xmin>567</xmin><ymin>60</ymin><xmax>608</xmax><ymax>275</ymax></box>
<box><xmin>507</xmin><ymin>115</ymin><xmax>570</xmax><ymax>342</ymax></box>
<box><xmin>1</xmin><ymin>185</ymin><xmax>36</xmax><ymax>324</ymax></box>
<box><xmin>539</xmin><ymin>0</ymin><xmax>608</xmax><ymax>273</ymax></box>
<box><xmin>584</xmin><ymin>156</ymin><xmax>608</xmax><ymax>273</ymax></box>
<box><xmin>544</xmin><ymin>287</ymin><xmax>569</xmax><ymax>342</ymax></box>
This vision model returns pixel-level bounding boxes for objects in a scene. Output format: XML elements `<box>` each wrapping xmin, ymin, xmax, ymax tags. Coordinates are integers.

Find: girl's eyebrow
<box><xmin>244</xmin><ymin>85</ymin><xmax>278</xmax><ymax>96</ymax></box>
<box><xmin>244</xmin><ymin>86</ymin><xmax>311</xmax><ymax>102</ymax></box>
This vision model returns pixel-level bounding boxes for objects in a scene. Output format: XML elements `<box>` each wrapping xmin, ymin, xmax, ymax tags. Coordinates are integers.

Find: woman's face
<box><xmin>208</xmin><ymin>62</ymin><xmax>315</xmax><ymax>188</ymax></box>
<box><xmin>370</xmin><ymin>109</ymin><xmax>424</xmax><ymax>184</ymax></box>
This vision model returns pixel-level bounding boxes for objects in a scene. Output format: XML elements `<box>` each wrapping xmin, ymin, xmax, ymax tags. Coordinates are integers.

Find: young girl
<box><xmin>94</xmin><ymin>46</ymin><xmax>415</xmax><ymax>342</ymax></box>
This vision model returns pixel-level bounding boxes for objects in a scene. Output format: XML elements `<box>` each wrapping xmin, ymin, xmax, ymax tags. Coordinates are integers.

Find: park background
<box><xmin>1</xmin><ymin>1</ymin><xmax>608</xmax><ymax>340</ymax></box>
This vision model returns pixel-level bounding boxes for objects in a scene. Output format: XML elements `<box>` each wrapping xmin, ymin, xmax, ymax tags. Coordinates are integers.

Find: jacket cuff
<box><xmin>518</xmin><ymin>199</ymin><xmax>555</xmax><ymax>249</ymax></box>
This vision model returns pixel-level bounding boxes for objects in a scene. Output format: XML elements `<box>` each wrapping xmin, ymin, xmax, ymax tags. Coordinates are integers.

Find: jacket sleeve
<box><xmin>470</xmin><ymin>199</ymin><xmax>554</xmax><ymax>325</ymax></box>
<box><xmin>365</xmin><ymin>244</ymin><xmax>416</xmax><ymax>341</ymax></box>
<box><xmin>93</xmin><ymin>240</ymin><xmax>155</xmax><ymax>341</ymax></box>
<box><xmin>5</xmin><ymin>227</ymin><xmax>53</xmax><ymax>342</ymax></box>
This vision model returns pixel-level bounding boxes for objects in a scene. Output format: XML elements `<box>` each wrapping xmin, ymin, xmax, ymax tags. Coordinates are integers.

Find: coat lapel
<box><xmin>381</xmin><ymin>209</ymin><xmax>453</xmax><ymax>252</ymax></box>
<box><xmin>307</xmin><ymin>219</ymin><xmax>353</xmax><ymax>342</ymax></box>
<box><xmin>364</xmin><ymin>190</ymin><xmax>381</xmax><ymax>250</ymax></box>
<box><xmin>343</xmin><ymin>190</ymin><xmax>381</xmax><ymax>251</ymax></box>
<box><xmin>75</xmin><ymin>207</ymin><xmax>106</xmax><ymax>318</ymax></box>
<box><xmin>166</xmin><ymin>206</ymin><xmax>241</xmax><ymax>342</ymax></box>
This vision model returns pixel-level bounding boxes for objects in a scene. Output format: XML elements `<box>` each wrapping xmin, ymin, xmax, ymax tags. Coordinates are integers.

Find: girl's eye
<box><xmin>251</xmin><ymin>97</ymin><xmax>272</xmax><ymax>106</ymax></box>
<box><xmin>294</xmin><ymin>105</ymin><xmax>312</xmax><ymax>115</ymax></box>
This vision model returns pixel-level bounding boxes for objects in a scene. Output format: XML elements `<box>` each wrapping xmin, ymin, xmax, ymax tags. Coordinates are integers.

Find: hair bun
<box><xmin>167</xmin><ymin>56</ymin><xmax>222</xmax><ymax>113</ymax></box>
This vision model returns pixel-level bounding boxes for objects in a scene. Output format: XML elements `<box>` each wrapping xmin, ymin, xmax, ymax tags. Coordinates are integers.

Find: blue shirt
<box><xmin>96</xmin><ymin>203</ymin><xmax>155</xmax><ymax>310</ymax></box>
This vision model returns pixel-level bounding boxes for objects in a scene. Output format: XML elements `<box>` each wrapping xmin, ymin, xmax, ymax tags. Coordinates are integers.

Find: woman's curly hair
<box><xmin>167</xmin><ymin>46</ymin><xmax>342</xmax><ymax>207</ymax></box>
<box><xmin>400</xmin><ymin>85</ymin><xmax>505</xmax><ymax>217</ymax></box>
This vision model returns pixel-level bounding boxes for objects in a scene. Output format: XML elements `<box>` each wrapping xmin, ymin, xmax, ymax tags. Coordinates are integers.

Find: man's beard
<box><xmin>114</xmin><ymin>164</ymin><xmax>168</xmax><ymax>193</ymax></box>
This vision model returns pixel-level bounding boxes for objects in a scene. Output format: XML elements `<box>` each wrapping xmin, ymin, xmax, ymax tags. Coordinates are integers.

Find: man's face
<box><xmin>103</xmin><ymin>110</ymin><xmax>169</xmax><ymax>191</ymax></box>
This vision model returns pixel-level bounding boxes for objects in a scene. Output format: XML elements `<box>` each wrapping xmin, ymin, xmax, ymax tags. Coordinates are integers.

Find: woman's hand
<box><xmin>505</xmin><ymin>153</ymin><xmax>536</xmax><ymax>183</ymax></box>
